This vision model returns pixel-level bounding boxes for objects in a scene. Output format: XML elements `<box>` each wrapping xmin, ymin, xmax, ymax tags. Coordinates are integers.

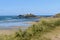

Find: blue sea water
<box><xmin>0</xmin><ymin>15</ymin><xmax>52</xmax><ymax>29</ymax></box>
<box><xmin>0</xmin><ymin>16</ymin><xmax>40</xmax><ymax>29</ymax></box>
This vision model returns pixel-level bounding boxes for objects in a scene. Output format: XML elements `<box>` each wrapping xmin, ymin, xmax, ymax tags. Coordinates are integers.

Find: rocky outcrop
<box><xmin>24</xmin><ymin>14</ymin><xmax>37</xmax><ymax>18</ymax></box>
<box><xmin>18</xmin><ymin>15</ymin><xmax>25</xmax><ymax>18</ymax></box>
<box><xmin>18</xmin><ymin>13</ymin><xmax>38</xmax><ymax>18</ymax></box>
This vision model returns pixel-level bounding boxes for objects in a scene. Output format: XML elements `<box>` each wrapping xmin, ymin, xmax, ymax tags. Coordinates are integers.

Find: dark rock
<box><xmin>18</xmin><ymin>13</ymin><xmax>38</xmax><ymax>18</ymax></box>
<box><xmin>18</xmin><ymin>15</ymin><xmax>24</xmax><ymax>18</ymax></box>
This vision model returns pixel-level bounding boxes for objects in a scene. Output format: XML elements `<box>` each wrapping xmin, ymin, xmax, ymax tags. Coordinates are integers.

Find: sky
<box><xmin>0</xmin><ymin>0</ymin><xmax>60</xmax><ymax>15</ymax></box>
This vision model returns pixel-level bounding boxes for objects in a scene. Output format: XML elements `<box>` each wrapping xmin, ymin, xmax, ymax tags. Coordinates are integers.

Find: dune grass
<box><xmin>0</xmin><ymin>18</ymin><xmax>60</xmax><ymax>40</ymax></box>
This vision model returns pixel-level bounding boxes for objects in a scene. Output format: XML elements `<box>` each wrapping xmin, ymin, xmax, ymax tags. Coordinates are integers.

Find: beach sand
<box><xmin>0</xmin><ymin>22</ymin><xmax>37</xmax><ymax>35</ymax></box>
<box><xmin>0</xmin><ymin>30</ymin><xmax>15</xmax><ymax>35</ymax></box>
<box><xmin>0</xmin><ymin>26</ymin><xmax>21</xmax><ymax>35</ymax></box>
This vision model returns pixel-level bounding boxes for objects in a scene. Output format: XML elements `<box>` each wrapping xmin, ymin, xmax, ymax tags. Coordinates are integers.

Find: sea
<box><xmin>0</xmin><ymin>16</ymin><xmax>40</xmax><ymax>29</ymax></box>
<box><xmin>0</xmin><ymin>15</ymin><xmax>52</xmax><ymax>29</ymax></box>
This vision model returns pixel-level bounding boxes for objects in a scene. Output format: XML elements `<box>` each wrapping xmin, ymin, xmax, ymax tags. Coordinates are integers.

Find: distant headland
<box><xmin>53</xmin><ymin>13</ymin><xmax>60</xmax><ymax>18</ymax></box>
<box><xmin>17</xmin><ymin>13</ymin><xmax>52</xmax><ymax>18</ymax></box>
<box><xmin>17</xmin><ymin>13</ymin><xmax>39</xmax><ymax>18</ymax></box>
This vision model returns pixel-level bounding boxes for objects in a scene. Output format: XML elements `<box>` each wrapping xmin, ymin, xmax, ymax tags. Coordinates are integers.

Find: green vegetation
<box><xmin>53</xmin><ymin>13</ymin><xmax>60</xmax><ymax>17</ymax></box>
<box><xmin>24</xmin><ymin>13</ymin><xmax>37</xmax><ymax>18</ymax></box>
<box><xmin>0</xmin><ymin>18</ymin><xmax>60</xmax><ymax>40</ymax></box>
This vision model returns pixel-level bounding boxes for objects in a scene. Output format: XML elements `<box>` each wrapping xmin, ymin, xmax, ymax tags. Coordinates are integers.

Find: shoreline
<box><xmin>0</xmin><ymin>21</ymin><xmax>37</xmax><ymax>35</ymax></box>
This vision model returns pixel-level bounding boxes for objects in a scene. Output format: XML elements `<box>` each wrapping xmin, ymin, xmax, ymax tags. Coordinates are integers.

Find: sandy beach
<box><xmin>0</xmin><ymin>30</ymin><xmax>15</xmax><ymax>35</ymax></box>
<box><xmin>0</xmin><ymin>26</ymin><xmax>22</xmax><ymax>35</ymax></box>
<box><xmin>0</xmin><ymin>22</ymin><xmax>36</xmax><ymax>35</ymax></box>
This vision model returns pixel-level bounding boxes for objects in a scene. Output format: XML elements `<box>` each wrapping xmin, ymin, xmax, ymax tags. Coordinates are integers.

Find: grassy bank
<box><xmin>0</xmin><ymin>18</ymin><xmax>60</xmax><ymax>40</ymax></box>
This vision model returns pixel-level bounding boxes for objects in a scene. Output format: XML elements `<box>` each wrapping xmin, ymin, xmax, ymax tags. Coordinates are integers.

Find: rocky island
<box><xmin>17</xmin><ymin>13</ymin><xmax>39</xmax><ymax>18</ymax></box>
<box><xmin>17</xmin><ymin>13</ymin><xmax>52</xmax><ymax>19</ymax></box>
